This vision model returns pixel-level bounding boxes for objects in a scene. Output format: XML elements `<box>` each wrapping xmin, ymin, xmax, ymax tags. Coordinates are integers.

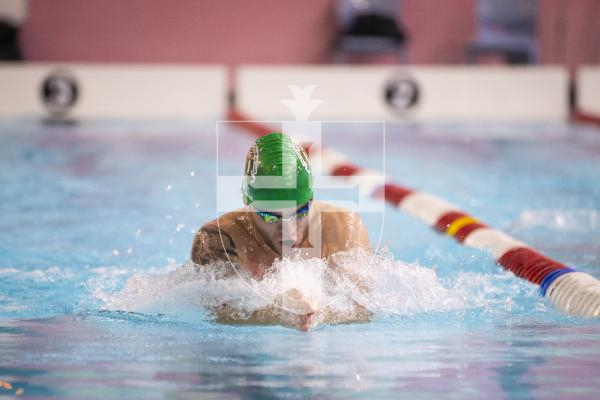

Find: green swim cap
<box><xmin>241</xmin><ymin>132</ymin><xmax>313</xmax><ymax>209</ymax></box>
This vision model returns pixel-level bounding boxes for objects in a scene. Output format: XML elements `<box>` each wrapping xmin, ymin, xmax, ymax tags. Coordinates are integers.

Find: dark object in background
<box><xmin>335</xmin><ymin>0</ymin><xmax>408</xmax><ymax>64</ymax></box>
<box><xmin>466</xmin><ymin>0</ymin><xmax>538</xmax><ymax>64</ymax></box>
<box><xmin>344</xmin><ymin>13</ymin><xmax>406</xmax><ymax>45</ymax></box>
<box><xmin>0</xmin><ymin>19</ymin><xmax>22</xmax><ymax>60</ymax></box>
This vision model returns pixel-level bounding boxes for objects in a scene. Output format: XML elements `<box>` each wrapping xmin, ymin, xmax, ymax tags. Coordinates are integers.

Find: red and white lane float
<box><xmin>228</xmin><ymin>109</ymin><xmax>600</xmax><ymax>318</ymax></box>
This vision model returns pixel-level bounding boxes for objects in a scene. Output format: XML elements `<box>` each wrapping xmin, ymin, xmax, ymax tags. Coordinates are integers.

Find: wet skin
<box><xmin>191</xmin><ymin>200</ymin><xmax>371</xmax><ymax>330</ymax></box>
<box><xmin>249</xmin><ymin>201</ymin><xmax>311</xmax><ymax>255</ymax></box>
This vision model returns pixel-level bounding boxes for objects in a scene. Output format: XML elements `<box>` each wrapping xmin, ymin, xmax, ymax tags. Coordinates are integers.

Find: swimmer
<box><xmin>191</xmin><ymin>132</ymin><xmax>371</xmax><ymax>330</ymax></box>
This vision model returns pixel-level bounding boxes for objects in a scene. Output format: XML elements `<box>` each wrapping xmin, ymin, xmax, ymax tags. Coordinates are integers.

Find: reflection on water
<box><xmin>2</xmin><ymin>317</ymin><xmax>600</xmax><ymax>399</ymax></box>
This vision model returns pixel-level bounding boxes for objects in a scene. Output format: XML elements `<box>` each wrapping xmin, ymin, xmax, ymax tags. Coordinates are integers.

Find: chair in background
<box><xmin>335</xmin><ymin>0</ymin><xmax>407</xmax><ymax>64</ymax></box>
<box><xmin>0</xmin><ymin>19</ymin><xmax>22</xmax><ymax>60</ymax></box>
<box><xmin>466</xmin><ymin>0</ymin><xmax>538</xmax><ymax>64</ymax></box>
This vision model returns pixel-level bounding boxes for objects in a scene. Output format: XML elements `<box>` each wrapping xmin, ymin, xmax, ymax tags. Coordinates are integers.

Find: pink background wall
<box><xmin>538</xmin><ymin>0</ymin><xmax>600</xmax><ymax>70</ymax></box>
<box><xmin>20</xmin><ymin>0</ymin><xmax>600</xmax><ymax>69</ymax></box>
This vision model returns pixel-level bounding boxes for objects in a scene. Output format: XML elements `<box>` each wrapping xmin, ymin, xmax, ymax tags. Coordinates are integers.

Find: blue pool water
<box><xmin>1</xmin><ymin>119</ymin><xmax>599</xmax><ymax>399</ymax></box>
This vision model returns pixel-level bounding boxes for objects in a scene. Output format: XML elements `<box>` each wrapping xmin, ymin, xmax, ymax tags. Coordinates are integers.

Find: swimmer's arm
<box><xmin>214</xmin><ymin>290</ymin><xmax>371</xmax><ymax>331</ymax></box>
<box><xmin>191</xmin><ymin>225</ymin><xmax>238</xmax><ymax>265</ymax></box>
<box><xmin>213</xmin><ymin>290</ymin><xmax>319</xmax><ymax>331</ymax></box>
<box><xmin>215</xmin><ymin>303</ymin><xmax>370</xmax><ymax>330</ymax></box>
<box><xmin>328</xmin><ymin>211</ymin><xmax>373</xmax><ymax>293</ymax></box>
<box><xmin>213</xmin><ymin>304</ymin><xmax>277</xmax><ymax>326</ymax></box>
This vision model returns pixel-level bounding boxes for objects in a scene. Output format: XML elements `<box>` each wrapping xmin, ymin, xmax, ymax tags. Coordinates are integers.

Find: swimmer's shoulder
<box><xmin>312</xmin><ymin>200</ymin><xmax>371</xmax><ymax>251</ymax></box>
<box><xmin>191</xmin><ymin>207</ymin><xmax>249</xmax><ymax>265</ymax></box>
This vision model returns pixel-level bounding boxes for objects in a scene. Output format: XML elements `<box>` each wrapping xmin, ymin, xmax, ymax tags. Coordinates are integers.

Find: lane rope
<box><xmin>572</xmin><ymin>110</ymin><xmax>600</xmax><ymax>127</ymax></box>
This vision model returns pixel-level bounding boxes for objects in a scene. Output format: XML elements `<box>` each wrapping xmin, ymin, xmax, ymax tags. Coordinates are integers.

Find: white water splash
<box><xmin>99</xmin><ymin>248</ymin><xmax>465</xmax><ymax>321</ymax></box>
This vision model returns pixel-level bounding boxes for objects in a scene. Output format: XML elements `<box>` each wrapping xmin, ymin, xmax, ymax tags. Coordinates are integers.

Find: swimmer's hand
<box><xmin>274</xmin><ymin>288</ymin><xmax>321</xmax><ymax>332</ymax></box>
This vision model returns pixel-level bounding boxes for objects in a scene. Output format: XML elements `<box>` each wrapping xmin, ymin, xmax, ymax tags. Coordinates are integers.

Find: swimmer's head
<box><xmin>241</xmin><ymin>132</ymin><xmax>313</xmax><ymax>210</ymax></box>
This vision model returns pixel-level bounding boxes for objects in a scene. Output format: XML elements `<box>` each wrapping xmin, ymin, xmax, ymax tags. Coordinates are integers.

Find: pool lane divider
<box><xmin>571</xmin><ymin>110</ymin><xmax>600</xmax><ymax>127</ymax></box>
<box><xmin>227</xmin><ymin>109</ymin><xmax>600</xmax><ymax>318</ymax></box>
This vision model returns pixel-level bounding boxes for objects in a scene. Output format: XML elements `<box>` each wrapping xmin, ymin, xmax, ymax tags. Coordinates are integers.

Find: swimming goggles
<box><xmin>255</xmin><ymin>200</ymin><xmax>312</xmax><ymax>223</ymax></box>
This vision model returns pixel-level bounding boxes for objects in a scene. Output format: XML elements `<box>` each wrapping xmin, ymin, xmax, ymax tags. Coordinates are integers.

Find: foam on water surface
<box><xmin>100</xmin><ymin>249</ymin><xmax>457</xmax><ymax>317</ymax></box>
<box><xmin>98</xmin><ymin>248</ymin><xmax>542</xmax><ymax>329</ymax></box>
